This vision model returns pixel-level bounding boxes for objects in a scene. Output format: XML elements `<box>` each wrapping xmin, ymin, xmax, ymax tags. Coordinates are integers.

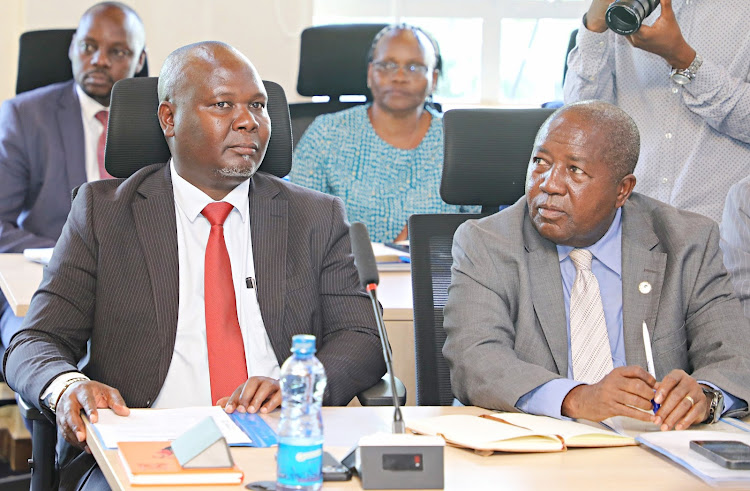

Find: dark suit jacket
<box><xmin>0</xmin><ymin>80</ymin><xmax>86</xmax><ymax>252</ymax></box>
<box><xmin>4</xmin><ymin>163</ymin><xmax>385</xmax><ymax>489</ymax></box>
<box><xmin>443</xmin><ymin>193</ymin><xmax>750</xmax><ymax>416</ymax></box>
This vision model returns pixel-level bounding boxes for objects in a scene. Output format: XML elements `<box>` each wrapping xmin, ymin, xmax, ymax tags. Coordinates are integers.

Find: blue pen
<box><xmin>642</xmin><ymin>321</ymin><xmax>660</xmax><ymax>413</ymax></box>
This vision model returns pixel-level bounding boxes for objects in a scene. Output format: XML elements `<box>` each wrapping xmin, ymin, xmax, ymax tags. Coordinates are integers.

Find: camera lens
<box><xmin>605</xmin><ymin>0</ymin><xmax>660</xmax><ymax>35</ymax></box>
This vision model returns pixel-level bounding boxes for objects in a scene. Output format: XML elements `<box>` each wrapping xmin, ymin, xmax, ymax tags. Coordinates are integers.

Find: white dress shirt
<box><xmin>153</xmin><ymin>161</ymin><xmax>280</xmax><ymax>408</ymax></box>
<box><xmin>75</xmin><ymin>84</ymin><xmax>108</xmax><ymax>182</ymax></box>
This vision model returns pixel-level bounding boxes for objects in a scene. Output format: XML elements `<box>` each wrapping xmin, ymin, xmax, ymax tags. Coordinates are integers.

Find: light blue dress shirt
<box><xmin>517</xmin><ymin>208</ymin><xmax>737</xmax><ymax>419</ymax></box>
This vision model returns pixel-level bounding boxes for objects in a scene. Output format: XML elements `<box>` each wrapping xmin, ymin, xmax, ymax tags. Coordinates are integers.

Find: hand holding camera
<box><xmin>586</xmin><ymin>0</ymin><xmax>695</xmax><ymax>70</ymax></box>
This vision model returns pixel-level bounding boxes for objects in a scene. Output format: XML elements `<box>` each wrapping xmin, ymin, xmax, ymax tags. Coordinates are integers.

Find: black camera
<box><xmin>605</xmin><ymin>0</ymin><xmax>660</xmax><ymax>35</ymax></box>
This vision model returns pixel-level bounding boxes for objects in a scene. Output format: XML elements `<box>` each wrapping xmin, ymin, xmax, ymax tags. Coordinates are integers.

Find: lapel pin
<box><xmin>639</xmin><ymin>281</ymin><xmax>652</xmax><ymax>294</ymax></box>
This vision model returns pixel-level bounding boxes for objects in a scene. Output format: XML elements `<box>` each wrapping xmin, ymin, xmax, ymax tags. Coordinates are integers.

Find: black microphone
<box><xmin>349</xmin><ymin>222</ymin><xmax>404</xmax><ymax>434</ymax></box>
<box><xmin>350</xmin><ymin>222</ymin><xmax>380</xmax><ymax>289</ymax></box>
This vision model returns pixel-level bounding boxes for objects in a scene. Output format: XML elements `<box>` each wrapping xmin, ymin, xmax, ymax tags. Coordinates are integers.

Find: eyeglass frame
<box><xmin>371</xmin><ymin>60</ymin><xmax>433</xmax><ymax>77</ymax></box>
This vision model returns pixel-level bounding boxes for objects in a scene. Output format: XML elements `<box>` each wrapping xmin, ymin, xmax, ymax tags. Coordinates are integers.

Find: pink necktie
<box><xmin>95</xmin><ymin>110</ymin><xmax>113</xmax><ymax>179</ymax></box>
<box><xmin>201</xmin><ymin>202</ymin><xmax>248</xmax><ymax>404</ymax></box>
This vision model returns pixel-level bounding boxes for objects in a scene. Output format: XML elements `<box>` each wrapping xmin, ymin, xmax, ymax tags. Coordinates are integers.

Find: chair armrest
<box><xmin>357</xmin><ymin>375</ymin><xmax>406</xmax><ymax>406</ymax></box>
<box><xmin>17</xmin><ymin>395</ymin><xmax>58</xmax><ymax>490</ymax></box>
<box><xmin>16</xmin><ymin>396</ymin><xmax>46</xmax><ymax>421</ymax></box>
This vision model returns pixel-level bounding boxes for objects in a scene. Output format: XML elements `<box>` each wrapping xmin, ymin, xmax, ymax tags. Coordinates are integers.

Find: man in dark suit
<box><xmin>4</xmin><ymin>42</ymin><xmax>385</xmax><ymax>490</ymax></box>
<box><xmin>443</xmin><ymin>101</ymin><xmax>750</xmax><ymax>430</ymax></box>
<box><xmin>0</xmin><ymin>1</ymin><xmax>146</xmax><ymax>348</ymax></box>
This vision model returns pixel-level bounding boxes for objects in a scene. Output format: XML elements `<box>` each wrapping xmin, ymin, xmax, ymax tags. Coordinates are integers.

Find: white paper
<box><xmin>637</xmin><ymin>430</ymin><xmax>750</xmax><ymax>487</ymax></box>
<box><xmin>23</xmin><ymin>247</ymin><xmax>54</xmax><ymax>265</ymax></box>
<box><xmin>93</xmin><ymin>407</ymin><xmax>252</xmax><ymax>449</ymax></box>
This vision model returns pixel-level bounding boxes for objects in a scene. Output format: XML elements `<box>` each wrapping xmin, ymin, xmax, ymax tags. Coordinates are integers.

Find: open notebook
<box><xmin>407</xmin><ymin>412</ymin><xmax>636</xmax><ymax>454</ymax></box>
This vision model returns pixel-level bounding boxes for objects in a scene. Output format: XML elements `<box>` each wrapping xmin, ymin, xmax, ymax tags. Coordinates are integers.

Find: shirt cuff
<box><xmin>516</xmin><ymin>379</ymin><xmax>585</xmax><ymax>420</ymax></box>
<box><xmin>41</xmin><ymin>372</ymin><xmax>90</xmax><ymax>410</ymax></box>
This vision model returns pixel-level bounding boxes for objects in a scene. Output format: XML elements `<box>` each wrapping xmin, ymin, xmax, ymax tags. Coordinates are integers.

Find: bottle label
<box><xmin>277</xmin><ymin>442</ymin><xmax>323</xmax><ymax>487</ymax></box>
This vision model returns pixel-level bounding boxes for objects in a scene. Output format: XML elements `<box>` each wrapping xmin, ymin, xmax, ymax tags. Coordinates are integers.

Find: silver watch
<box><xmin>702</xmin><ymin>387</ymin><xmax>724</xmax><ymax>424</ymax></box>
<box><xmin>670</xmin><ymin>53</ymin><xmax>703</xmax><ymax>85</ymax></box>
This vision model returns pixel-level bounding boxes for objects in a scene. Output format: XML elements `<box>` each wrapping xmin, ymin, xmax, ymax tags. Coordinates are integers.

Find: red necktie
<box><xmin>201</xmin><ymin>202</ymin><xmax>248</xmax><ymax>404</ymax></box>
<box><xmin>95</xmin><ymin>110</ymin><xmax>113</xmax><ymax>179</ymax></box>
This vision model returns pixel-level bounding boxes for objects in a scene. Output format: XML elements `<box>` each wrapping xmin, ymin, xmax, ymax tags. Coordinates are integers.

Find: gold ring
<box><xmin>685</xmin><ymin>395</ymin><xmax>695</xmax><ymax>406</ymax></box>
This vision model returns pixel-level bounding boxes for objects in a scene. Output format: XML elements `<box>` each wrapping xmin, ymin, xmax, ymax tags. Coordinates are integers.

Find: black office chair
<box><xmin>410</xmin><ymin>107</ymin><xmax>555</xmax><ymax>406</ymax></box>
<box><xmin>16</xmin><ymin>29</ymin><xmax>149</xmax><ymax>95</ymax></box>
<box><xmin>289</xmin><ymin>23</ymin><xmax>387</xmax><ymax>147</ymax></box>
<box><xmin>22</xmin><ymin>75</ymin><xmax>403</xmax><ymax>490</ymax></box>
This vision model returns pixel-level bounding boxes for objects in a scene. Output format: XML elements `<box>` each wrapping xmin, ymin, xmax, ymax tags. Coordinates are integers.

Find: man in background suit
<box><xmin>443</xmin><ymin>100</ymin><xmax>750</xmax><ymax>431</ymax></box>
<box><xmin>0</xmin><ymin>1</ymin><xmax>146</xmax><ymax>348</ymax></box>
<box><xmin>4</xmin><ymin>41</ymin><xmax>385</xmax><ymax>490</ymax></box>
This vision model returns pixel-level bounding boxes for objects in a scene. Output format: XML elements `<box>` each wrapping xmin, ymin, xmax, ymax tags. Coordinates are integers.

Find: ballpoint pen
<box><xmin>642</xmin><ymin>321</ymin><xmax>660</xmax><ymax>413</ymax></box>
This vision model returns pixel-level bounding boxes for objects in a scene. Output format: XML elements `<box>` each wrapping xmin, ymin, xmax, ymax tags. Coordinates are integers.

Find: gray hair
<box><xmin>535</xmin><ymin>100</ymin><xmax>640</xmax><ymax>181</ymax></box>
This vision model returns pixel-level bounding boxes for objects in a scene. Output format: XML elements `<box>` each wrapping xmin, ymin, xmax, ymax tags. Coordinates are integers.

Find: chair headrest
<box><xmin>440</xmin><ymin>108</ymin><xmax>556</xmax><ymax>207</ymax></box>
<box><xmin>105</xmin><ymin>77</ymin><xmax>292</xmax><ymax>179</ymax></box>
<box><xmin>16</xmin><ymin>29</ymin><xmax>149</xmax><ymax>95</ymax></box>
<box><xmin>296</xmin><ymin>24</ymin><xmax>388</xmax><ymax>98</ymax></box>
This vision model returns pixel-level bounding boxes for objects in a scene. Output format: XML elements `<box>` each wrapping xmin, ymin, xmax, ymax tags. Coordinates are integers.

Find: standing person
<box><xmin>0</xmin><ymin>1</ymin><xmax>147</xmax><ymax>348</ymax></box>
<box><xmin>290</xmin><ymin>24</ymin><xmax>477</xmax><ymax>243</ymax></box>
<box><xmin>564</xmin><ymin>0</ymin><xmax>750</xmax><ymax>223</ymax></box>
<box><xmin>443</xmin><ymin>101</ymin><xmax>749</xmax><ymax>428</ymax></box>
<box><xmin>4</xmin><ymin>41</ymin><xmax>385</xmax><ymax>490</ymax></box>
<box><xmin>720</xmin><ymin>176</ymin><xmax>750</xmax><ymax>320</ymax></box>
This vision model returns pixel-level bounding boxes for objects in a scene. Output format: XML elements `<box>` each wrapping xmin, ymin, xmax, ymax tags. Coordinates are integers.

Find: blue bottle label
<box><xmin>277</xmin><ymin>442</ymin><xmax>323</xmax><ymax>487</ymax></box>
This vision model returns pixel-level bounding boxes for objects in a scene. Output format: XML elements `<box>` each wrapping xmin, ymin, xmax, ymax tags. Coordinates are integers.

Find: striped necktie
<box><xmin>569</xmin><ymin>248</ymin><xmax>613</xmax><ymax>384</ymax></box>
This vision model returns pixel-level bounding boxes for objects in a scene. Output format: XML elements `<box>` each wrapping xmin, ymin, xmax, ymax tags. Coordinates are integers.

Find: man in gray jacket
<box><xmin>443</xmin><ymin>100</ymin><xmax>749</xmax><ymax>431</ymax></box>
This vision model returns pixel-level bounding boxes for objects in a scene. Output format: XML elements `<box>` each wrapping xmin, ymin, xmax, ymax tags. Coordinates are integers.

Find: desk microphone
<box><xmin>348</xmin><ymin>222</ymin><xmax>444</xmax><ymax>490</ymax></box>
<box><xmin>350</xmin><ymin>222</ymin><xmax>405</xmax><ymax>434</ymax></box>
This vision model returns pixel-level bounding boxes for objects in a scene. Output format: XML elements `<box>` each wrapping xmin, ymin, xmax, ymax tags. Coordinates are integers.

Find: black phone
<box><xmin>690</xmin><ymin>440</ymin><xmax>750</xmax><ymax>470</ymax></box>
<box><xmin>323</xmin><ymin>450</ymin><xmax>352</xmax><ymax>481</ymax></box>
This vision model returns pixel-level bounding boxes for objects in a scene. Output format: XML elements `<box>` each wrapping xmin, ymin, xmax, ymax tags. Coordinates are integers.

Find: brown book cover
<box><xmin>118</xmin><ymin>441</ymin><xmax>243</xmax><ymax>486</ymax></box>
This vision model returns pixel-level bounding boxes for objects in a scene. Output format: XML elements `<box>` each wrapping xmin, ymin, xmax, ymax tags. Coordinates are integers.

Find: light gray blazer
<box><xmin>443</xmin><ymin>193</ymin><xmax>750</xmax><ymax>416</ymax></box>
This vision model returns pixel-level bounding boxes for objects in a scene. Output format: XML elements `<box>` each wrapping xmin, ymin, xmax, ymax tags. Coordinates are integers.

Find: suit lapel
<box><xmin>621</xmin><ymin>199</ymin><xmax>666</xmax><ymax>372</ymax></box>
<box><xmin>523</xmin><ymin>211</ymin><xmax>569</xmax><ymax>376</ymax></box>
<box><xmin>57</xmin><ymin>82</ymin><xmax>87</xmax><ymax>193</ymax></box>
<box><xmin>132</xmin><ymin>165</ymin><xmax>180</xmax><ymax>379</ymax></box>
<box><xmin>249</xmin><ymin>173</ymin><xmax>288</xmax><ymax>364</ymax></box>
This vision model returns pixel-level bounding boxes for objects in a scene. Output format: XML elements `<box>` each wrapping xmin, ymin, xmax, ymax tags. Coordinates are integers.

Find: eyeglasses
<box><xmin>76</xmin><ymin>40</ymin><xmax>134</xmax><ymax>61</ymax></box>
<box><xmin>372</xmin><ymin>61</ymin><xmax>430</xmax><ymax>77</ymax></box>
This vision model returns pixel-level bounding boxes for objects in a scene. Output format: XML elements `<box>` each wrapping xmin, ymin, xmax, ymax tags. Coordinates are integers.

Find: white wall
<box><xmin>0</xmin><ymin>0</ymin><xmax>314</xmax><ymax>103</ymax></box>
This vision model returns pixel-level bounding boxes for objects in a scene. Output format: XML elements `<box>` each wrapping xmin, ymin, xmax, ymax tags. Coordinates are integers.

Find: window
<box><xmin>313</xmin><ymin>0</ymin><xmax>588</xmax><ymax>107</ymax></box>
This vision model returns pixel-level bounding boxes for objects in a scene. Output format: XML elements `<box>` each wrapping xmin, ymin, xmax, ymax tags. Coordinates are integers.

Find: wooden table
<box><xmin>0</xmin><ymin>254</ymin><xmax>43</xmax><ymax>317</ymax></box>
<box><xmin>0</xmin><ymin>254</ymin><xmax>419</xmax><ymax>403</ymax></box>
<box><xmin>84</xmin><ymin>406</ymin><xmax>723</xmax><ymax>491</ymax></box>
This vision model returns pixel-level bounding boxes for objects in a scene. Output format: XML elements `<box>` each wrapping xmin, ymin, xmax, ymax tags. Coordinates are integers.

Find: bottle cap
<box><xmin>291</xmin><ymin>334</ymin><xmax>316</xmax><ymax>355</ymax></box>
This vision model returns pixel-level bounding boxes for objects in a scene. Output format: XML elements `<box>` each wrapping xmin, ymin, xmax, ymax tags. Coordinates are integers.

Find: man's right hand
<box><xmin>561</xmin><ymin>365</ymin><xmax>656</xmax><ymax>421</ymax></box>
<box><xmin>584</xmin><ymin>0</ymin><xmax>614</xmax><ymax>33</ymax></box>
<box><xmin>55</xmin><ymin>381</ymin><xmax>130</xmax><ymax>452</ymax></box>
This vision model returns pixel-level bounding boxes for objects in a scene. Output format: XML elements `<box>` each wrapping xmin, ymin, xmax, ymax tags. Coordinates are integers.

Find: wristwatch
<box><xmin>670</xmin><ymin>53</ymin><xmax>703</xmax><ymax>85</ymax></box>
<box><xmin>43</xmin><ymin>376</ymin><xmax>89</xmax><ymax>413</ymax></box>
<box><xmin>702</xmin><ymin>387</ymin><xmax>724</xmax><ymax>424</ymax></box>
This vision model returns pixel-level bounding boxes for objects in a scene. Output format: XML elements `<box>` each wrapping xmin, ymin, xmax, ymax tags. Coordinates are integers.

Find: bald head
<box><xmin>158</xmin><ymin>41</ymin><xmax>257</xmax><ymax>104</ymax></box>
<box><xmin>535</xmin><ymin>100</ymin><xmax>640</xmax><ymax>181</ymax></box>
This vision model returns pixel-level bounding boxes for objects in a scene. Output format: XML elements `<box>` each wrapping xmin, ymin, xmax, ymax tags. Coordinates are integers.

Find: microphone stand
<box><xmin>366</xmin><ymin>283</ymin><xmax>405</xmax><ymax>434</ymax></box>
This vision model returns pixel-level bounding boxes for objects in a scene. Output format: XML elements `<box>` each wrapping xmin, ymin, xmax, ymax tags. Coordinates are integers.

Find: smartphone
<box><xmin>690</xmin><ymin>440</ymin><xmax>750</xmax><ymax>470</ymax></box>
<box><xmin>323</xmin><ymin>450</ymin><xmax>352</xmax><ymax>481</ymax></box>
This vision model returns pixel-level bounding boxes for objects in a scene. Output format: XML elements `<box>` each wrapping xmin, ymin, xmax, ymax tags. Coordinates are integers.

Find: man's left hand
<box><xmin>653</xmin><ymin>369</ymin><xmax>709</xmax><ymax>431</ymax></box>
<box><xmin>217</xmin><ymin>376</ymin><xmax>281</xmax><ymax>414</ymax></box>
<box><xmin>626</xmin><ymin>0</ymin><xmax>696</xmax><ymax>68</ymax></box>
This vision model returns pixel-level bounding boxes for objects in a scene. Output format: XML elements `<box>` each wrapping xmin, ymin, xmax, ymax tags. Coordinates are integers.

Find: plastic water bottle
<box><xmin>276</xmin><ymin>334</ymin><xmax>327</xmax><ymax>491</ymax></box>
